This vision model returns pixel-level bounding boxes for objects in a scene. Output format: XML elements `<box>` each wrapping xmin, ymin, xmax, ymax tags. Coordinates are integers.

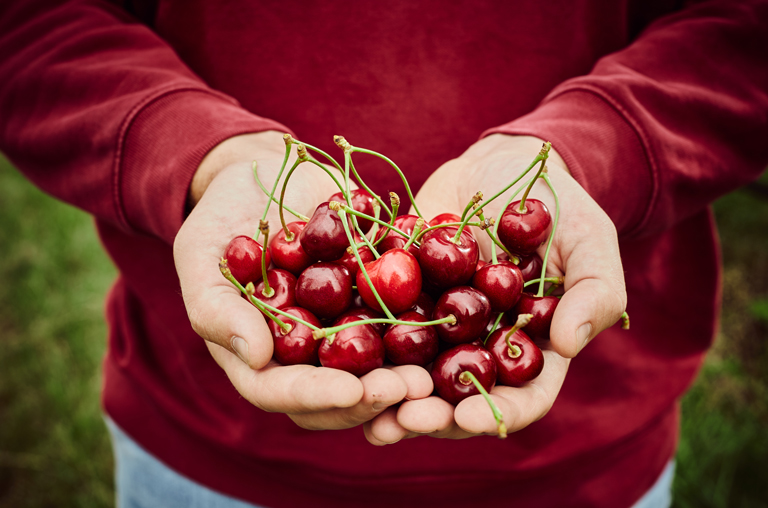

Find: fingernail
<box><xmin>577</xmin><ymin>323</ymin><xmax>592</xmax><ymax>350</ymax></box>
<box><xmin>232</xmin><ymin>336</ymin><xmax>249</xmax><ymax>365</ymax></box>
<box><xmin>372</xmin><ymin>402</ymin><xmax>389</xmax><ymax>411</ymax></box>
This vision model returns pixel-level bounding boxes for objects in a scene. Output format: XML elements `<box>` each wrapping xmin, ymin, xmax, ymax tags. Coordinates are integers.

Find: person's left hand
<box><xmin>363</xmin><ymin>134</ymin><xmax>627</xmax><ymax>444</ymax></box>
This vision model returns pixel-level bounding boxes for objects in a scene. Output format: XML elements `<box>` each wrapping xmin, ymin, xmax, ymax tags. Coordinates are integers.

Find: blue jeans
<box><xmin>106</xmin><ymin>418</ymin><xmax>674</xmax><ymax>508</ymax></box>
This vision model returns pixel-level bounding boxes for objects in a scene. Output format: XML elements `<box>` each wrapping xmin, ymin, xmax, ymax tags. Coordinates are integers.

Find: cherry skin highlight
<box><xmin>485</xmin><ymin>326</ymin><xmax>544</xmax><ymax>387</ymax></box>
<box><xmin>299</xmin><ymin>202</ymin><xmax>349</xmax><ymax>262</ymax></box>
<box><xmin>382</xmin><ymin>310</ymin><xmax>439</xmax><ymax>367</ymax></box>
<box><xmin>333</xmin><ymin>241</ymin><xmax>375</xmax><ymax>278</ymax></box>
<box><xmin>431</xmin><ymin>344</ymin><xmax>497</xmax><ymax>405</ymax></box>
<box><xmin>374</xmin><ymin>214</ymin><xmax>420</xmax><ymax>257</ymax></box>
<box><xmin>410</xmin><ymin>292</ymin><xmax>435</xmax><ymax>318</ymax></box>
<box><xmin>269</xmin><ymin>307</ymin><xmax>322</xmax><ymax>366</ymax></box>
<box><xmin>224</xmin><ymin>235</ymin><xmax>270</xmax><ymax>286</ymax></box>
<box><xmin>356</xmin><ymin>249</ymin><xmax>422</xmax><ymax>315</ymax></box>
<box><xmin>432</xmin><ymin>286</ymin><xmax>491</xmax><ymax>344</ymax></box>
<box><xmin>329</xmin><ymin>189</ymin><xmax>376</xmax><ymax>234</ymax></box>
<box><xmin>418</xmin><ymin>226</ymin><xmax>479</xmax><ymax>289</ymax></box>
<box><xmin>295</xmin><ymin>262</ymin><xmax>353</xmax><ymax>320</ymax></box>
<box><xmin>319</xmin><ymin>315</ymin><xmax>385</xmax><ymax>377</ymax></box>
<box><xmin>269</xmin><ymin>221</ymin><xmax>314</xmax><ymax>276</ymax></box>
<box><xmin>471</xmin><ymin>261</ymin><xmax>524</xmax><ymax>312</ymax></box>
<box><xmin>513</xmin><ymin>293</ymin><xmax>559</xmax><ymax>340</ymax></box>
<box><xmin>498</xmin><ymin>198</ymin><xmax>552</xmax><ymax>255</ymax></box>
<box><xmin>253</xmin><ymin>268</ymin><xmax>297</xmax><ymax>310</ymax></box>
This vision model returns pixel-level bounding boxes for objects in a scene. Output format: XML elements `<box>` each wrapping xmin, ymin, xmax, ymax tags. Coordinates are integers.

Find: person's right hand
<box><xmin>173</xmin><ymin>130</ymin><xmax>433</xmax><ymax>430</ymax></box>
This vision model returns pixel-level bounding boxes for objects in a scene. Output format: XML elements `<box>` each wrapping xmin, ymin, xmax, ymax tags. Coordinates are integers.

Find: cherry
<box><xmin>513</xmin><ymin>293</ymin><xmax>559</xmax><ymax>340</ymax></box>
<box><xmin>418</xmin><ymin>226</ymin><xmax>479</xmax><ymax>289</ymax></box>
<box><xmin>224</xmin><ymin>235</ymin><xmax>270</xmax><ymax>286</ymax></box>
<box><xmin>374</xmin><ymin>214</ymin><xmax>420</xmax><ymax>257</ymax></box>
<box><xmin>382</xmin><ymin>310</ymin><xmax>439</xmax><ymax>367</ymax></box>
<box><xmin>299</xmin><ymin>202</ymin><xmax>349</xmax><ymax>262</ymax></box>
<box><xmin>410</xmin><ymin>292</ymin><xmax>435</xmax><ymax>318</ymax></box>
<box><xmin>269</xmin><ymin>307</ymin><xmax>322</xmax><ymax>366</ymax></box>
<box><xmin>517</xmin><ymin>254</ymin><xmax>544</xmax><ymax>283</ymax></box>
<box><xmin>253</xmin><ymin>268</ymin><xmax>297</xmax><ymax>310</ymax></box>
<box><xmin>356</xmin><ymin>249</ymin><xmax>422</xmax><ymax>315</ymax></box>
<box><xmin>498</xmin><ymin>198</ymin><xmax>552</xmax><ymax>255</ymax></box>
<box><xmin>431</xmin><ymin>344</ymin><xmax>497</xmax><ymax>405</ymax></box>
<box><xmin>432</xmin><ymin>286</ymin><xmax>491</xmax><ymax>344</ymax></box>
<box><xmin>485</xmin><ymin>316</ymin><xmax>544</xmax><ymax>387</ymax></box>
<box><xmin>295</xmin><ymin>262</ymin><xmax>353</xmax><ymax>320</ymax></box>
<box><xmin>333</xmin><ymin>242</ymin><xmax>375</xmax><ymax>278</ymax></box>
<box><xmin>335</xmin><ymin>306</ymin><xmax>386</xmax><ymax>337</ymax></box>
<box><xmin>471</xmin><ymin>261</ymin><xmax>524</xmax><ymax>312</ymax></box>
<box><xmin>269</xmin><ymin>221</ymin><xmax>314</xmax><ymax>276</ymax></box>
<box><xmin>329</xmin><ymin>189</ymin><xmax>376</xmax><ymax>234</ymax></box>
<box><xmin>428</xmin><ymin>212</ymin><xmax>460</xmax><ymax>227</ymax></box>
<box><xmin>319</xmin><ymin>315</ymin><xmax>385</xmax><ymax>377</ymax></box>
<box><xmin>483</xmin><ymin>312</ymin><xmax>510</xmax><ymax>338</ymax></box>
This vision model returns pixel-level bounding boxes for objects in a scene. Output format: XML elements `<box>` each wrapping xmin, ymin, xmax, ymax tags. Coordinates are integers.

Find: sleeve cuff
<box><xmin>118</xmin><ymin>88</ymin><xmax>291</xmax><ymax>244</ymax></box>
<box><xmin>483</xmin><ymin>89</ymin><xmax>655</xmax><ymax>237</ymax></box>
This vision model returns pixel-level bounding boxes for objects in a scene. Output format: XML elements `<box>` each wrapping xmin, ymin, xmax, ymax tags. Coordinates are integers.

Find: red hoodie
<box><xmin>1</xmin><ymin>1</ymin><xmax>767</xmax><ymax>506</ymax></box>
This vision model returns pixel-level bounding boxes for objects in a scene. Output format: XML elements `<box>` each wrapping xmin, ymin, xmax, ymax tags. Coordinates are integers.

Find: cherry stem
<box><xmin>620</xmin><ymin>311</ymin><xmax>630</xmax><ymax>330</ymax></box>
<box><xmin>252</xmin><ymin>161</ymin><xmax>309</xmax><ymax>222</ymax></box>
<box><xmin>350</xmin><ymin>146</ymin><xmax>424</xmax><ymax>219</ymax></box>
<box><xmin>459</xmin><ymin>371</ymin><xmax>507</xmax><ymax>439</ymax></box>
<box><xmin>490</xmin><ymin>173</ymin><xmax>536</xmax><ymax>264</ymax></box>
<box><xmin>258</xmin><ymin>221</ymin><xmax>275</xmax><ymax>298</ymax></box>
<box><xmin>312</xmin><ymin>314</ymin><xmax>457</xmax><ymax>342</ymax></box>
<box><xmin>219</xmin><ymin>259</ymin><xmax>290</xmax><ymax>333</ymax></box>
<box><xmin>518</xmin><ymin>153</ymin><xmax>549</xmax><ymax>213</ymax></box>
<box><xmin>389</xmin><ymin>192</ymin><xmax>401</xmax><ymax>222</ymax></box>
<box><xmin>254</xmin><ymin>134</ymin><xmax>294</xmax><ymax>242</ymax></box>
<box><xmin>537</xmin><ymin>172</ymin><xmax>560</xmax><ymax>297</ymax></box>
<box><xmin>475</xmin><ymin>212</ymin><xmax>517</xmax><ymax>262</ymax></box>
<box><xmin>524</xmin><ymin>276</ymin><xmax>564</xmax><ymax>288</ymax></box>
<box><xmin>503</xmin><ymin>313</ymin><xmax>533</xmax><ymax>352</ymax></box>
<box><xmin>484</xmin><ymin>313</ymin><xmax>505</xmax><ymax>344</ymax></box>
<box><xmin>336</xmin><ymin>208</ymin><xmax>396</xmax><ymax>320</ymax></box>
<box><xmin>349</xmin><ymin>155</ymin><xmax>392</xmax><ymax>219</ymax></box>
<box><xmin>367</xmin><ymin>200</ymin><xmax>382</xmax><ymax>240</ymax></box>
<box><xmin>544</xmin><ymin>283</ymin><xmax>559</xmax><ymax>297</ymax></box>
<box><xmin>460</xmin><ymin>192</ymin><xmax>483</xmax><ymax>223</ymax></box>
<box><xmin>414</xmin><ymin>221</ymin><xmax>486</xmax><ymax>242</ymax></box>
<box><xmin>338</xmin><ymin>204</ymin><xmax>412</xmax><ymax>245</ymax></box>
<box><xmin>403</xmin><ymin>218</ymin><xmax>425</xmax><ymax>251</ymax></box>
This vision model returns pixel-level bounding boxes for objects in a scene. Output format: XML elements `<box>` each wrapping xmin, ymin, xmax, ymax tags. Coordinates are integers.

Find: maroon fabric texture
<box><xmin>2</xmin><ymin>1</ymin><xmax>768</xmax><ymax>507</ymax></box>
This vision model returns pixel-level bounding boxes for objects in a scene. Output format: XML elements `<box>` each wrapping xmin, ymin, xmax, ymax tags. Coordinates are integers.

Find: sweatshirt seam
<box><xmin>111</xmin><ymin>85</ymin><xmax>241</xmax><ymax>233</ymax></box>
<box><xmin>542</xmin><ymin>85</ymin><xmax>661</xmax><ymax>238</ymax></box>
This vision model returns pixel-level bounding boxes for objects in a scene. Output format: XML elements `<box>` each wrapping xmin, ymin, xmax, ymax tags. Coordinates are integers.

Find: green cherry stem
<box><xmin>620</xmin><ymin>312</ymin><xmax>630</xmax><ymax>330</ymax></box>
<box><xmin>483</xmin><ymin>313</ymin><xmax>506</xmax><ymax>344</ymax></box>
<box><xmin>336</xmin><ymin>204</ymin><xmax>412</xmax><ymax>245</ymax></box>
<box><xmin>460</xmin><ymin>192</ymin><xmax>484</xmax><ymax>223</ymax></box>
<box><xmin>459</xmin><ymin>371</ymin><xmax>507</xmax><ymax>439</ymax></box>
<box><xmin>312</xmin><ymin>314</ymin><xmax>457</xmax><ymax>342</ymax></box>
<box><xmin>335</xmin><ymin>207</ymin><xmax>396</xmax><ymax>320</ymax></box>
<box><xmin>219</xmin><ymin>259</ymin><xmax>290</xmax><ymax>332</ymax></box>
<box><xmin>537</xmin><ymin>172</ymin><xmax>560</xmax><ymax>298</ymax></box>
<box><xmin>503</xmin><ymin>314</ymin><xmax>533</xmax><ymax>352</ymax></box>
<box><xmin>252</xmin><ymin>161</ymin><xmax>309</xmax><ymax>221</ymax></box>
<box><xmin>490</xmin><ymin>173</ymin><xmax>537</xmax><ymax>264</ymax></box>
<box><xmin>254</xmin><ymin>134</ymin><xmax>294</xmax><ymax>242</ymax></box>
<box><xmin>350</xmin><ymin>155</ymin><xmax>392</xmax><ymax>219</ymax></box>
<box><xmin>518</xmin><ymin>151</ymin><xmax>549</xmax><ymax>213</ymax></box>
<box><xmin>258</xmin><ymin>221</ymin><xmax>275</xmax><ymax>298</ymax></box>
<box><xmin>350</xmin><ymin>146</ymin><xmax>424</xmax><ymax>219</ymax></box>
<box><xmin>403</xmin><ymin>218</ymin><xmax>425</xmax><ymax>251</ymax></box>
<box><xmin>524</xmin><ymin>276</ymin><xmax>564</xmax><ymax>288</ymax></box>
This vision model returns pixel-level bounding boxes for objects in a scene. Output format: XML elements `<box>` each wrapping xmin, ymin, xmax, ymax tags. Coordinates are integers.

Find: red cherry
<box><xmin>428</xmin><ymin>213</ymin><xmax>460</xmax><ymax>227</ymax></box>
<box><xmin>329</xmin><ymin>189</ymin><xmax>376</xmax><ymax>234</ymax></box>
<box><xmin>513</xmin><ymin>293</ymin><xmax>559</xmax><ymax>340</ymax></box>
<box><xmin>253</xmin><ymin>269</ymin><xmax>297</xmax><ymax>310</ymax></box>
<box><xmin>333</xmin><ymin>242</ymin><xmax>375</xmax><ymax>278</ymax></box>
<box><xmin>295</xmin><ymin>262</ymin><xmax>353</xmax><ymax>320</ymax></box>
<box><xmin>335</xmin><ymin>306</ymin><xmax>386</xmax><ymax>337</ymax></box>
<box><xmin>356</xmin><ymin>249</ymin><xmax>422</xmax><ymax>315</ymax></box>
<box><xmin>484</xmin><ymin>312</ymin><xmax>511</xmax><ymax>338</ymax></box>
<box><xmin>269</xmin><ymin>222</ymin><xmax>314</xmax><ymax>276</ymax></box>
<box><xmin>517</xmin><ymin>254</ymin><xmax>544</xmax><ymax>283</ymax></box>
<box><xmin>432</xmin><ymin>286</ymin><xmax>491</xmax><ymax>344</ymax></box>
<box><xmin>418</xmin><ymin>226</ymin><xmax>479</xmax><ymax>289</ymax></box>
<box><xmin>410</xmin><ymin>292</ymin><xmax>435</xmax><ymax>318</ymax></box>
<box><xmin>485</xmin><ymin>326</ymin><xmax>544</xmax><ymax>387</ymax></box>
<box><xmin>498</xmin><ymin>199</ymin><xmax>552</xmax><ymax>255</ymax></box>
<box><xmin>382</xmin><ymin>310</ymin><xmax>439</xmax><ymax>367</ymax></box>
<box><xmin>471</xmin><ymin>261</ymin><xmax>524</xmax><ymax>312</ymax></box>
<box><xmin>374</xmin><ymin>214</ymin><xmax>420</xmax><ymax>257</ymax></box>
<box><xmin>269</xmin><ymin>307</ymin><xmax>322</xmax><ymax>366</ymax></box>
<box><xmin>224</xmin><ymin>235</ymin><xmax>270</xmax><ymax>286</ymax></box>
<box><xmin>319</xmin><ymin>315</ymin><xmax>385</xmax><ymax>377</ymax></box>
<box><xmin>299</xmin><ymin>202</ymin><xmax>349</xmax><ymax>262</ymax></box>
<box><xmin>431</xmin><ymin>344</ymin><xmax>497</xmax><ymax>405</ymax></box>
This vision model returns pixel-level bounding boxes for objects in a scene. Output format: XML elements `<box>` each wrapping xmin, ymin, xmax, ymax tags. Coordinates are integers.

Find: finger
<box><xmin>364</xmin><ymin>406</ymin><xmax>411</xmax><ymax>445</ymax></box>
<box><xmin>288</xmin><ymin>367</ymin><xmax>408</xmax><ymax>430</ymax></box>
<box><xmin>207</xmin><ymin>342</ymin><xmax>364</xmax><ymax>413</ymax></box>
<box><xmin>454</xmin><ymin>349</ymin><xmax>570</xmax><ymax>435</ymax></box>
<box><xmin>386</xmin><ymin>364</ymin><xmax>434</xmax><ymax>400</ymax></box>
<box><xmin>409</xmin><ymin>159</ymin><xmax>465</xmax><ymax>219</ymax></box>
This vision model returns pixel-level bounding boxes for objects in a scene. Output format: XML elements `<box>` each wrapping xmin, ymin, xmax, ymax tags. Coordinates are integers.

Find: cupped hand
<box><xmin>364</xmin><ymin>134</ymin><xmax>627</xmax><ymax>444</ymax></box>
<box><xmin>174</xmin><ymin>131</ymin><xmax>432</xmax><ymax>431</ymax></box>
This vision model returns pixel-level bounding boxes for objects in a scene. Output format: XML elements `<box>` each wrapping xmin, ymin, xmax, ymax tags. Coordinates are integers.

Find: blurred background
<box><xmin>0</xmin><ymin>153</ymin><xmax>766</xmax><ymax>507</ymax></box>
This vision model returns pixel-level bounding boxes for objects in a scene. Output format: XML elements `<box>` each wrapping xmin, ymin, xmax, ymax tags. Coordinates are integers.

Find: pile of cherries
<box><xmin>219</xmin><ymin>135</ymin><xmax>565</xmax><ymax>437</ymax></box>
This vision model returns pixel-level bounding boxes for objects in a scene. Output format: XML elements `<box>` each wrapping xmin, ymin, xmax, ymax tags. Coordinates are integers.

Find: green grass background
<box><xmin>0</xmin><ymin>154</ymin><xmax>766</xmax><ymax>507</ymax></box>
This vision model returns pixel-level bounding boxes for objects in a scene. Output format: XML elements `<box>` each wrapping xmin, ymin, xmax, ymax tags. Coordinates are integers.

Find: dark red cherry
<box><xmin>471</xmin><ymin>262</ymin><xmax>524</xmax><ymax>312</ymax></box>
<box><xmin>374</xmin><ymin>214</ymin><xmax>420</xmax><ymax>257</ymax></box>
<box><xmin>432</xmin><ymin>286</ymin><xmax>491</xmax><ymax>344</ymax></box>
<box><xmin>319</xmin><ymin>315</ymin><xmax>385</xmax><ymax>377</ymax></box>
<box><xmin>329</xmin><ymin>189</ymin><xmax>376</xmax><ymax>234</ymax></box>
<box><xmin>517</xmin><ymin>254</ymin><xmax>544</xmax><ymax>283</ymax></box>
<box><xmin>498</xmin><ymin>199</ymin><xmax>552</xmax><ymax>255</ymax></box>
<box><xmin>382</xmin><ymin>310</ymin><xmax>439</xmax><ymax>367</ymax></box>
<box><xmin>513</xmin><ymin>293</ymin><xmax>559</xmax><ymax>340</ymax></box>
<box><xmin>269</xmin><ymin>307</ymin><xmax>322</xmax><ymax>366</ymax></box>
<box><xmin>335</xmin><ymin>306</ymin><xmax>386</xmax><ymax>337</ymax></box>
<box><xmin>410</xmin><ymin>292</ymin><xmax>435</xmax><ymax>318</ymax></box>
<box><xmin>299</xmin><ymin>202</ymin><xmax>350</xmax><ymax>262</ymax></box>
<box><xmin>418</xmin><ymin>226</ymin><xmax>479</xmax><ymax>289</ymax></box>
<box><xmin>269</xmin><ymin>222</ymin><xmax>314</xmax><ymax>276</ymax></box>
<box><xmin>295</xmin><ymin>262</ymin><xmax>353</xmax><ymax>320</ymax></box>
<box><xmin>333</xmin><ymin>242</ymin><xmax>375</xmax><ymax>278</ymax></box>
<box><xmin>356</xmin><ymin>249</ymin><xmax>422</xmax><ymax>315</ymax></box>
<box><xmin>428</xmin><ymin>213</ymin><xmax>461</xmax><ymax>227</ymax></box>
<box><xmin>484</xmin><ymin>312</ymin><xmax>511</xmax><ymax>338</ymax></box>
<box><xmin>485</xmin><ymin>326</ymin><xmax>544</xmax><ymax>387</ymax></box>
<box><xmin>253</xmin><ymin>268</ymin><xmax>297</xmax><ymax>310</ymax></box>
<box><xmin>224</xmin><ymin>235</ymin><xmax>270</xmax><ymax>286</ymax></box>
<box><xmin>431</xmin><ymin>344</ymin><xmax>497</xmax><ymax>405</ymax></box>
